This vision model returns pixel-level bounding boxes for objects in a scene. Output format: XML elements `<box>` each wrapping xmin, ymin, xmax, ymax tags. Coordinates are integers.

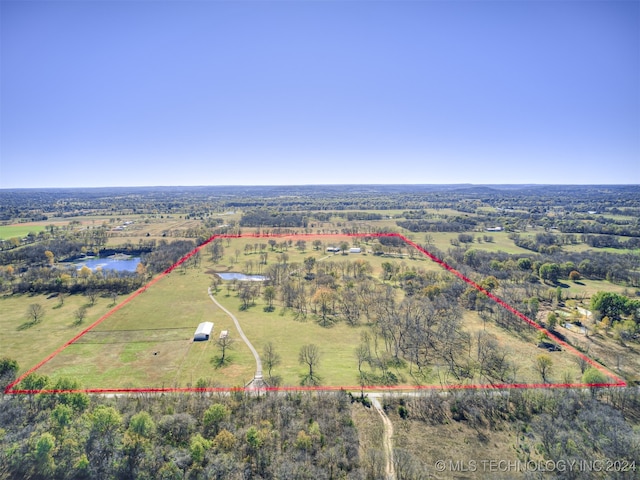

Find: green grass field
<box><xmin>0</xmin><ymin>224</ymin><xmax>47</xmax><ymax>240</ymax></box>
<box><xmin>37</xmin><ymin>268</ymin><xmax>255</xmax><ymax>389</ymax></box>
<box><xmin>5</xmin><ymin>234</ymin><xmax>613</xmax><ymax>392</ymax></box>
<box><xmin>0</xmin><ymin>292</ymin><xmax>120</xmax><ymax>375</ymax></box>
<box><xmin>416</xmin><ymin>231</ymin><xmax>533</xmax><ymax>255</ymax></box>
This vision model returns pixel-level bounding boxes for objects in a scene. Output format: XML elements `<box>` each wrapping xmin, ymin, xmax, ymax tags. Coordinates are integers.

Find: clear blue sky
<box><xmin>1</xmin><ymin>0</ymin><xmax>638</xmax><ymax>188</ymax></box>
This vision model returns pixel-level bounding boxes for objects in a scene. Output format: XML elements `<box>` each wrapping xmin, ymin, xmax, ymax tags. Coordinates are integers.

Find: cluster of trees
<box><xmin>240</xmin><ymin>211</ymin><xmax>308</xmax><ymax>228</ymax></box>
<box><xmin>556</xmin><ymin>218</ymin><xmax>640</xmax><ymax>238</ymax></box>
<box><xmin>509</xmin><ymin>232</ymin><xmax>577</xmax><ymax>254</ymax></box>
<box><xmin>444</xmin><ymin>244</ymin><xmax>640</xmax><ymax>288</ymax></box>
<box><xmin>396</xmin><ymin>218</ymin><xmax>477</xmax><ymax>233</ymax></box>
<box><xmin>380</xmin><ymin>387</ymin><xmax>640</xmax><ymax>480</ymax></box>
<box><xmin>369</xmin><ymin>291</ymin><xmax>514</xmax><ymax>385</ymax></box>
<box><xmin>0</xmin><ymin>381</ymin><xmax>362</xmax><ymax>479</ymax></box>
<box><xmin>141</xmin><ymin>240</ymin><xmax>196</xmax><ymax>274</ymax></box>
<box><xmin>337</xmin><ymin>212</ymin><xmax>383</xmax><ymax>221</ymax></box>
<box><xmin>583</xmin><ymin>234</ymin><xmax>640</xmax><ymax>250</ymax></box>
<box><xmin>0</xmin><ymin>233</ymin><xmax>156</xmax><ymax>295</ymax></box>
<box><xmin>590</xmin><ymin>291</ymin><xmax>640</xmax><ymax>324</ymax></box>
<box><xmin>0</xmin><ymin>238</ymin><xmax>87</xmax><ymax>265</ymax></box>
<box><xmin>6</xmin><ymin>266</ymin><xmax>145</xmax><ymax>296</ymax></box>
<box><xmin>221</xmin><ymin>250</ymin><xmax>523</xmax><ymax>386</ymax></box>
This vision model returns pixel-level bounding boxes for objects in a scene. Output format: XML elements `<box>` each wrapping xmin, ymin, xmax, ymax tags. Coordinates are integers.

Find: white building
<box><xmin>349</xmin><ymin>247</ymin><xmax>361</xmax><ymax>253</ymax></box>
<box><xmin>194</xmin><ymin>322</ymin><xmax>214</xmax><ymax>341</ymax></box>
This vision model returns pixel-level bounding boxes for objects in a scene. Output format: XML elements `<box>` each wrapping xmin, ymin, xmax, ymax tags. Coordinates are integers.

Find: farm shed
<box><xmin>349</xmin><ymin>247</ymin><xmax>361</xmax><ymax>253</ymax></box>
<box><xmin>194</xmin><ymin>322</ymin><xmax>214</xmax><ymax>341</ymax></box>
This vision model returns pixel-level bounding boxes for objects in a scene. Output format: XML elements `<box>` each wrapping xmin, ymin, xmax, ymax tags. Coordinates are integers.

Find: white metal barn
<box><xmin>193</xmin><ymin>322</ymin><xmax>214</xmax><ymax>341</ymax></box>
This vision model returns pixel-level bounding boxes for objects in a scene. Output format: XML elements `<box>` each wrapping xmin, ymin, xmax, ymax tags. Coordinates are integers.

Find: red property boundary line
<box><xmin>5</xmin><ymin>232</ymin><xmax>626</xmax><ymax>395</ymax></box>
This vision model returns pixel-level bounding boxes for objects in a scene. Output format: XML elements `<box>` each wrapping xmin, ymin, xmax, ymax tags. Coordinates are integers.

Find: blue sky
<box><xmin>1</xmin><ymin>0</ymin><xmax>638</xmax><ymax>188</ymax></box>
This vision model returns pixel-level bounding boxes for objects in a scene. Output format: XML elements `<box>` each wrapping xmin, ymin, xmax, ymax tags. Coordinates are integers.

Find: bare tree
<box><xmin>299</xmin><ymin>344</ymin><xmax>321</xmax><ymax>386</ymax></box>
<box><xmin>27</xmin><ymin>303</ymin><xmax>45</xmax><ymax>325</ymax></box>
<box><xmin>263</xmin><ymin>286</ymin><xmax>276</xmax><ymax>312</ymax></box>
<box><xmin>209</xmin><ymin>240</ymin><xmax>224</xmax><ymax>263</ymax></box>
<box><xmin>263</xmin><ymin>342</ymin><xmax>281</xmax><ymax>384</ymax></box>
<box><xmin>573</xmin><ymin>345</ymin><xmax>590</xmax><ymax>374</ymax></box>
<box><xmin>239</xmin><ymin>283</ymin><xmax>256</xmax><ymax>310</ymax></box>
<box><xmin>85</xmin><ymin>289</ymin><xmax>98</xmax><ymax>307</ymax></box>
<box><xmin>214</xmin><ymin>334</ymin><xmax>234</xmax><ymax>367</ymax></box>
<box><xmin>355</xmin><ymin>343</ymin><xmax>371</xmax><ymax>396</ymax></box>
<box><xmin>339</xmin><ymin>288</ymin><xmax>361</xmax><ymax>326</ymax></box>
<box><xmin>74</xmin><ymin>306</ymin><xmax>88</xmax><ymax>326</ymax></box>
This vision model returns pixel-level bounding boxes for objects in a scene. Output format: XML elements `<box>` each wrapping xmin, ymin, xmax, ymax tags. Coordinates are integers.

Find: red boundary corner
<box><xmin>5</xmin><ymin>232</ymin><xmax>627</xmax><ymax>395</ymax></box>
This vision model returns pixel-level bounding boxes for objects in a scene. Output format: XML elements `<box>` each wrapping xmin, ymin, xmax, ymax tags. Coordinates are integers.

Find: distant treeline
<box><xmin>9</xmin><ymin>269</ymin><xmax>144</xmax><ymax>296</ymax></box>
<box><xmin>396</xmin><ymin>218</ymin><xmax>477</xmax><ymax>232</ymax></box>
<box><xmin>239</xmin><ymin>211</ymin><xmax>308</xmax><ymax>228</ymax></box>
<box><xmin>511</xmin><ymin>233</ymin><xmax>640</xmax><ymax>253</ymax></box>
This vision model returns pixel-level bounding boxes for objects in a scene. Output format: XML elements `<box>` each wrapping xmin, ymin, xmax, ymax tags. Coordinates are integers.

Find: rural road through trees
<box><xmin>371</xmin><ymin>396</ymin><xmax>396</xmax><ymax>480</ymax></box>
<box><xmin>207</xmin><ymin>287</ymin><xmax>264</xmax><ymax>387</ymax></box>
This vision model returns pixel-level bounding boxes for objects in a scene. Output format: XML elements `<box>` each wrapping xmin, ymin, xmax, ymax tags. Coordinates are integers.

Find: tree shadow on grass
<box><xmin>299</xmin><ymin>374</ymin><xmax>321</xmax><ymax>386</ymax></box>
<box><xmin>315</xmin><ymin>315</ymin><xmax>338</xmax><ymax>328</ymax></box>
<box><xmin>211</xmin><ymin>356</ymin><xmax>232</xmax><ymax>369</ymax></box>
<box><xmin>17</xmin><ymin>320</ymin><xmax>39</xmax><ymax>331</ymax></box>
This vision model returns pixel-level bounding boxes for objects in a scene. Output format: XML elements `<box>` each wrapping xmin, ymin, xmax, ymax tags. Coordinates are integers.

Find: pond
<box><xmin>216</xmin><ymin>272</ymin><xmax>267</xmax><ymax>281</ymax></box>
<box><xmin>73</xmin><ymin>255</ymin><xmax>141</xmax><ymax>273</ymax></box>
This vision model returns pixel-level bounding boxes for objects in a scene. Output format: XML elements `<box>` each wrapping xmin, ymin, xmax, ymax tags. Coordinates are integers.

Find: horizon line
<box><xmin>2</xmin><ymin>182</ymin><xmax>640</xmax><ymax>191</ymax></box>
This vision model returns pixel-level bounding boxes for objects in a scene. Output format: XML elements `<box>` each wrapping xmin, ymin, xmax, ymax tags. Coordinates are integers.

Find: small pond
<box><xmin>73</xmin><ymin>255</ymin><xmax>141</xmax><ymax>272</ymax></box>
<box><xmin>216</xmin><ymin>272</ymin><xmax>267</xmax><ymax>281</ymax></box>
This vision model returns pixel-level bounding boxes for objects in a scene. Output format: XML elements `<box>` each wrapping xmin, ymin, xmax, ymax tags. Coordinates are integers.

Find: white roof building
<box><xmin>194</xmin><ymin>322</ymin><xmax>214</xmax><ymax>341</ymax></box>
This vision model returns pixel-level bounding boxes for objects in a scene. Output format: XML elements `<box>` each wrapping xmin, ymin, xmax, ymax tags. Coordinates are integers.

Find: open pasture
<box><xmin>35</xmin><ymin>267</ymin><xmax>255</xmax><ymax>389</ymax></box>
<box><xmin>0</xmin><ymin>224</ymin><xmax>47</xmax><ymax>240</ymax></box>
<box><xmin>0</xmin><ymin>292</ymin><xmax>118</xmax><ymax>375</ymax></box>
<box><xmin>6</xmin><ymin>233</ymin><xmax>623</xmax><ymax>393</ymax></box>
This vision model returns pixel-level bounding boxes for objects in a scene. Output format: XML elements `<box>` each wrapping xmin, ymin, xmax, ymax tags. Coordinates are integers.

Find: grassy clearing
<box><xmin>562</xmin><ymin>243</ymin><xmax>640</xmax><ymax>255</ymax></box>
<box><xmin>386</xmin><ymin>402</ymin><xmax>536</xmax><ymax>479</ymax></box>
<box><xmin>37</xmin><ymin>267</ymin><xmax>255</xmax><ymax>389</ymax></box>
<box><xmin>0</xmin><ymin>224</ymin><xmax>47</xmax><ymax>240</ymax></box>
<box><xmin>0</xmin><ymin>292</ymin><xmax>117</xmax><ymax>375</ymax></box>
<box><xmin>555</xmin><ymin>278</ymin><xmax>634</xmax><ymax>299</ymax></box>
<box><xmin>351</xmin><ymin>402</ymin><xmax>385</xmax><ymax>463</ymax></box>
<box><xmin>418</xmin><ymin>232</ymin><xmax>532</xmax><ymax>256</ymax></box>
